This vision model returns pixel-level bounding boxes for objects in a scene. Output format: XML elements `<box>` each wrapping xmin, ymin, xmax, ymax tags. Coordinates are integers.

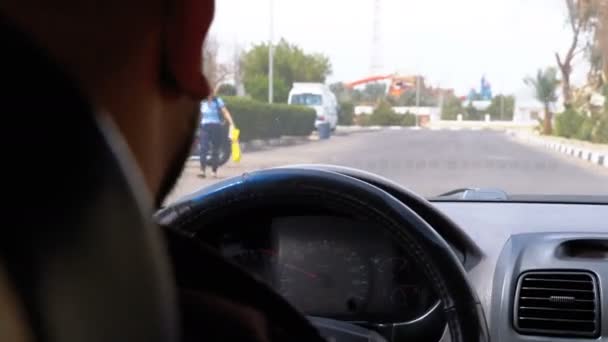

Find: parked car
<box><xmin>288</xmin><ymin>82</ymin><xmax>338</xmax><ymax>130</ymax></box>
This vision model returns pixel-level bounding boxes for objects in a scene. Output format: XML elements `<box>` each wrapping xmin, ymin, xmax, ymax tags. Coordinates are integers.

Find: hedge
<box><xmin>593</xmin><ymin>113</ymin><xmax>608</xmax><ymax>143</ymax></box>
<box><xmin>554</xmin><ymin>108</ymin><xmax>608</xmax><ymax>144</ymax></box>
<box><xmin>358</xmin><ymin>100</ymin><xmax>416</xmax><ymax>126</ymax></box>
<box><xmin>222</xmin><ymin>96</ymin><xmax>316</xmax><ymax>142</ymax></box>
<box><xmin>555</xmin><ymin>109</ymin><xmax>585</xmax><ymax>138</ymax></box>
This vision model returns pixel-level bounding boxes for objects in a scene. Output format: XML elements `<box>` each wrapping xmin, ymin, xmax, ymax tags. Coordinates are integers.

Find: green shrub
<box><xmin>590</xmin><ymin>85</ymin><xmax>608</xmax><ymax>143</ymax></box>
<box><xmin>592</xmin><ymin>112</ymin><xmax>608</xmax><ymax>143</ymax></box>
<box><xmin>401</xmin><ymin>112</ymin><xmax>416</xmax><ymax>126</ymax></box>
<box><xmin>358</xmin><ymin>102</ymin><xmax>418</xmax><ymax>126</ymax></box>
<box><xmin>575</xmin><ymin>117</ymin><xmax>594</xmax><ymax>141</ymax></box>
<box><xmin>368</xmin><ymin>111</ymin><xmax>402</xmax><ymax>126</ymax></box>
<box><xmin>368</xmin><ymin>101</ymin><xmax>402</xmax><ymax>126</ymax></box>
<box><xmin>603</xmin><ymin>84</ymin><xmax>608</xmax><ymax>112</ymax></box>
<box><xmin>223</xmin><ymin>96</ymin><xmax>315</xmax><ymax>141</ymax></box>
<box><xmin>338</xmin><ymin>101</ymin><xmax>355</xmax><ymax>125</ymax></box>
<box><xmin>555</xmin><ymin>109</ymin><xmax>585</xmax><ymax>138</ymax></box>
<box><xmin>356</xmin><ymin>114</ymin><xmax>370</xmax><ymax>126</ymax></box>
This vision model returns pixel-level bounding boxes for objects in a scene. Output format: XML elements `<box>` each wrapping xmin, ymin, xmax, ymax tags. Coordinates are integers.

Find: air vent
<box><xmin>514</xmin><ymin>271</ymin><xmax>600</xmax><ymax>338</ymax></box>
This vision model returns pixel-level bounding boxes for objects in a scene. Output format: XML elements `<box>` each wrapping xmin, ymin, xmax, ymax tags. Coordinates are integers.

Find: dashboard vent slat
<box><xmin>514</xmin><ymin>271</ymin><xmax>600</xmax><ymax>338</ymax></box>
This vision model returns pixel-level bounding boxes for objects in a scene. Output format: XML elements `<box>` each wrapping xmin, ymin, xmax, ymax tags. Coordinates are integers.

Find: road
<box><xmin>166</xmin><ymin>129</ymin><xmax>608</xmax><ymax>204</ymax></box>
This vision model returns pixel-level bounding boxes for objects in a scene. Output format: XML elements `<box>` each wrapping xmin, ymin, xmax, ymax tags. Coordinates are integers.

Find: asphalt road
<box><xmin>166</xmin><ymin>129</ymin><xmax>608</xmax><ymax>203</ymax></box>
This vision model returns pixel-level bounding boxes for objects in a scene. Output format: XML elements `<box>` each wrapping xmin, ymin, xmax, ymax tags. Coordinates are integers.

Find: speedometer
<box><xmin>276</xmin><ymin>240</ymin><xmax>371</xmax><ymax>315</ymax></box>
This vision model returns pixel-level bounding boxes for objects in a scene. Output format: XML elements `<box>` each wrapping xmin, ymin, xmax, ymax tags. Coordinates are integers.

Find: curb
<box><xmin>187</xmin><ymin>126</ymin><xmax>385</xmax><ymax>161</ymax></box>
<box><xmin>427</xmin><ymin>126</ymin><xmax>502</xmax><ymax>131</ymax></box>
<box><xmin>188</xmin><ymin>135</ymin><xmax>311</xmax><ymax>161</ymax></box>
<box><xmin>335</xmin><ymin>125</ymin><xmax>383</xmax><ymax>132</ymax></box>
<box><xmin>510</xmin><ymin>132</ymin><xmax>608</xmax><ymax>169</ymax></box>
<box><xmin>241</xmin><ymin>136</ymin><xmax>312</xmax><ymax>152</ymax></box>
<box><xmin>544</xmin><ymin>141</ymin><xmax>607</xmax><ymax>168</ymax></box>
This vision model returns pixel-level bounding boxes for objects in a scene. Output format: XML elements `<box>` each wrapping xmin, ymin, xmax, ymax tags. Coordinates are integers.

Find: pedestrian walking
<box><xmin>199</xmin><ymin>94</ymin><xmax>235</xmax><ymax>178</ymax></box>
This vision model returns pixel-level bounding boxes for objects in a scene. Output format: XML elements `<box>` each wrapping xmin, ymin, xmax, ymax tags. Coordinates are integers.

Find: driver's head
<box><xmin>0</xmin><ymin>0</ymin><xmax>215</xmax><ymax>206</ymax></box>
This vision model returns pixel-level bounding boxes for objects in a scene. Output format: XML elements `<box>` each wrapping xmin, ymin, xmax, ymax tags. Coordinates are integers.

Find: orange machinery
<box><xmin>344</xmin><ymin>74</ymin><xmax>418</xmax><ymax>97</ymax></box>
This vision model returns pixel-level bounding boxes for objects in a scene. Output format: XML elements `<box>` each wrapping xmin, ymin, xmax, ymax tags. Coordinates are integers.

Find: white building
<box><xmin>354</xmin><ymin>105</ymin><xmax>374</xmax><ymax>115</ymax></box>
<box><xmin>393</xmin><ymin>106</ymin><xmax>441</xmax><ymax>122</ymax></box>
<box><xmin>512</xmin><ymin>87</ymin><xmax>564</xmax><ymax>123</ymax></box>
<box><xmin>355</xmin><ymin>105</ymin><xmax>440</xmax><ymax>119</ymax></box>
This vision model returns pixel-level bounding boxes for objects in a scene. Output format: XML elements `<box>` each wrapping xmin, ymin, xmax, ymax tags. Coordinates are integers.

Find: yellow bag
<box><xmin>230</xmin><ymin>127</ymin><xmax>241</xmax><ymax>162</ymax></box>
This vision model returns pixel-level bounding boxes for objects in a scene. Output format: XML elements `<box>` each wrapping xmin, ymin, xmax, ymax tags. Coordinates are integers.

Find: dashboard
<box><xmin>434</xmin><ymin>201</ymin><xmax>608</xmax><ymax>342</ymax></box>
<box><xmin>217</xmin><ymin>215</ymin><xmax>441</xmax><ymax>323</ymax></box>
<box><xmin>157</xmin><ymin>168</ymin><xmax>608</xmax><ymax>342</ymax></box>
<box><xmin>210</xmin><ymin>202</ymin><xmax>608</xmax><ymax>341</ymax></box>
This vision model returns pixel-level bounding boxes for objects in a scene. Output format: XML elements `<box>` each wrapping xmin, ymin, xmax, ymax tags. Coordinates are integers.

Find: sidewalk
<box><xmin>508</xmin><ymin>131</ymin><xmax>608</xmax><ymax>168</ymax></box>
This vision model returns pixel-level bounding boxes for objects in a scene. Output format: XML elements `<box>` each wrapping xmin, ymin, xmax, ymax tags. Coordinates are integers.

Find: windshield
<box><xmin>169</xmin><ymin>0</ymin><xmax>608</xmax><ymax>204</ymax></box>
<box><xmin>291</xmin><ymin>93</ymin><xmax>323</xmax><ymax>106</ymax></box>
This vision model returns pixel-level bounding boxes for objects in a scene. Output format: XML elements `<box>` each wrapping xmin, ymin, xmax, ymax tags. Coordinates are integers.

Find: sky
<box><xmin>210</xmin><ymin>0</ymin><xmax>589</xmax><ymax>99</ymax></box>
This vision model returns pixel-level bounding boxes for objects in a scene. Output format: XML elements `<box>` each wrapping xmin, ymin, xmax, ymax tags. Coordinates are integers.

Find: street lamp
<box><xmin>268</xmin><ymin>0</ymin><xmax>274</xmax><ymax>104</ymax></box>
<box><xmin>415</xmin><ymin>75</ymin><xmax>421</xmax><ymax>127</ymax></box>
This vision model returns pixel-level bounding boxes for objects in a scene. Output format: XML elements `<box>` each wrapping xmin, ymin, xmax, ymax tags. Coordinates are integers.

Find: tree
<box><xmin>601</xmin><ymin>0</ymin><xmax>608</xmax><ymax>83</ymax></box>
<box><xmin>524</xmin><ymin>68</ymin><xmax>561</xmax><ymax>134</ymax></box>
<box><xmin>556</xmin><ymin>0</ymin><xmax>596</xmax><ymax>107</ymax></box>
<box><xmin>485</xmin><ymin>95</ymin><xmax>516</xmax><ymax>120</ymax></box>
<box><xmin>202</xmin><ymin>36</ymin><xmax>232</xmax><ymax>92</ymax></box>
<box><xmin>580</xmin><ymin>0</ymin><xmax>608</xmax><ymax>88</ymax></box>
<box><xmin>361</xmin><ymin>83</ymin><xmax>387</xmax><ymax>103</ymax></box>
<box><xmin>329</xmin><ymin>82</ymin><xmax>362</xmax><ymax>103</ymax></box>
<box><xmin>441</xmin><ymin>94</ymin><xmax>464</xmax><ymax>120</ymax></box>
<box><xmin>232</xmin><ymin>45</ymin><xmax>246</xmax><ymax>96</ymax></box>
<box><xmin>217</xmin><ymin>83</ymin><xmax>237</xmax><ymax>96</ymax></box>
<box><xmin>243</xmin><ymin>74</ymin><xmax>290</xmax><ymax>104</ymax></box>
<box><xmin>329</xmin><ymin>82</ymin><xmax>349</xmax><ymax>102</ymax></box>
<box><xmin>393</xmin><ymin>88</ymin><xmax>438</xmax><ymax>106</ymax></box>
<box><xmin>464</xmin><ymin>102</ymin><xmax>483</xmax><ymax>121</ymax></box>
<box><xmin>242</xmin><ymin>39</ymin><xmax>332</xmax><ymax>102</ymax></box>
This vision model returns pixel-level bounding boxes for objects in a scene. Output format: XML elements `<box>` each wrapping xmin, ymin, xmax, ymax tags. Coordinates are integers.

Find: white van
<box><xmin>288</xmin><ymin>83</ymin><xmax>338</xmax><ymax>130</ymax></box>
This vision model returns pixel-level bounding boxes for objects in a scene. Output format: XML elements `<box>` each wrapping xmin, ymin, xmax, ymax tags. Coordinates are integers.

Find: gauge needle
<box><xmin>257</xmin><ymin>249</ymin><xmax>319</xmax><ymax>279</ymax></box>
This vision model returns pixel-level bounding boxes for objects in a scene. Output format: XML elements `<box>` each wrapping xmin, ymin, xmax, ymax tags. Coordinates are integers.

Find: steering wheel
<box><xmin>157</xmin><ymin>167</ymin><xmax>489</xmax><ymax>342</ymax></box>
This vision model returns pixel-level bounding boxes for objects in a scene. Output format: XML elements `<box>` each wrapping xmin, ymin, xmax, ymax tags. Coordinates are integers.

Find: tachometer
<box><xmin>378</xmin><ymin>256</ymin><xmax>435</xmax><ymax>317</ymax></box>
<box><xmin>276</xmin><ymin>240</ymin><xmax>371</xmax><ymax>315</ymax></box>
<box><xmin>390</xmin><ymin>285</ymin><xmax>431</xmax><ymax>310</ymax></box>
<box><xmin>229</xmin><ymin>248</ymin><xmax>276</xmax><ymax>286</ymax></box>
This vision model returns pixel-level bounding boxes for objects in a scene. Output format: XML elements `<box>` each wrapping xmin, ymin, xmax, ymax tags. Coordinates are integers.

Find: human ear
<box><xmin>164</xmin><ymin>0</ymin><xmax>214</xmax><ymax>99</ymax></box>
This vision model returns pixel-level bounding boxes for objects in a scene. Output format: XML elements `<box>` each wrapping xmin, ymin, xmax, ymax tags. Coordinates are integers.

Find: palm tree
<box><xmin>524</xmin><ymin>68</ymin><xmax>560</xmax><ymax>135</ymax></box>
<box><xmin>595</xmin><ymin>0</ymin><xmax>607</xmax><ymax>83</ymax></box>
<box><xmin>580</xmin><ymin>0</ymin><xmax>608</xmax><ymax>86</ymax></box>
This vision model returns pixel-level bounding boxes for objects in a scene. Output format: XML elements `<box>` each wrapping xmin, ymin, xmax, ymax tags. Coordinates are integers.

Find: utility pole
<box><xmin>370</xmin><ymin>0</ymin><xmax>382</xmax><ymax>74</ymax></box>
<box><xmin>268</xmin><ymin>0</ymin><xmax>274</xmax><ymax>103</ymax></box>
<box><xmin>415</xmin><ymin>75</ymin><xmax>421</xmax><ymax>127</ymax></box>
<box><xmin>500</xmin><ymin>95</ymin><xmax>505</xmax><ymax>121</ymax></box>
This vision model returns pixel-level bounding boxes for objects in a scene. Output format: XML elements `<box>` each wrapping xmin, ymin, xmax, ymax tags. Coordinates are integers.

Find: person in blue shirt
<box><xmin>199</xmin><ymin>94</ymin><xmax>235</xmax><ymax>178</ymax></box>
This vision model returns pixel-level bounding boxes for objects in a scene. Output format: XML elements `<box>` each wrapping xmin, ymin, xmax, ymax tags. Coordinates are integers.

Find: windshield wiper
<box><xmin>433</xmin><ymin>188</ymin><xmax>509</xmax><ymax>201</ymax></box>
